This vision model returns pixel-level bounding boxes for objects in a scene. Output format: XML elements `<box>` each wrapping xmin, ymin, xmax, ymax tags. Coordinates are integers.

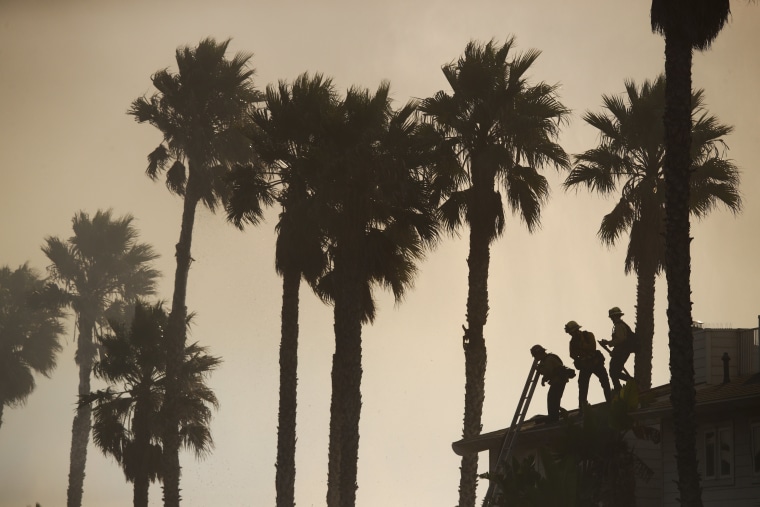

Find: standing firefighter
<box><xmin>565</xmin><ymin>320</ymin><xmax>612</xmax><ymax>413</ymax></box>
<box><xmin>530</xmin><ymin>345</ymin><xmax>573</xmax><ymax>423</ymax></box>
<box><xmin>599</xmin><ymin>306</ymin><xmax>637</xmax><ymax>391</ymax></box>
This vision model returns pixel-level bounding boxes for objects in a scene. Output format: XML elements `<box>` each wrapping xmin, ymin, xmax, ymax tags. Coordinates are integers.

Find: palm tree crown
<box><xmin>421</xmin><ymin>37</ymin><xmax>570</xmax><ymax>237</ymax></box>
<box><xmin>0</xmin><ymin>264</ymin><xmax>65</xmax><ymax>429</ymax></box>
<box><xmin>318</xmin><ymin>83</ymin><xmax>440</xmax><ymax>318</ymax></box>
<box><xmin>129</xmin><ymin>37</ymin><xmax>261</xmax><ymax>211</ymax></box>
<box><xmin>565</xmin><ymin>75</ymin><xmax>741</xmax><ymax>388</ymax></box>
<box><xmin>567</xmin><ymin>75</ymin><xmax>740</xmax><ymax>261</ymax></box>
<box><xmin>43</xmin><ymin>210</ymin><xmax>160</xmax><ymax>335</ymax></box>
<box><xmin>651</xmin><ymin>0</ymin><xmax>730</xmax><ymax>50</ymax></box>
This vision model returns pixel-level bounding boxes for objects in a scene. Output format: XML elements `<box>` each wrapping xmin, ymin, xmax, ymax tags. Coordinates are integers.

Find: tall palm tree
<box><xmin>0</xmin><ymin>264</ymin><xmax>65</xmax><ymax>429</ymax></box>
<box><xmin>42</xmin><ymin>209</ymin><xmax>159</xmax><ymax>507</ymax></box>
<box><xmin>312</xmin><ymin>83</ymin><xmax>439</xmax><ymax>507</ymax></box>
<box><xmin>419</xmin><ymin>38</ymin><xmax>570</xmax><ymax>507</ymax></box>
<box><xmin>129</xmin><ymin>37</ymin><xmax>261</xmax><ymax>507</ymax></box>
<box><xmin>81</xmin><ymin>301</ymin><xmax>220</xmax><ymax>507</ymax></box>
<box><xmin>651</xmin><ymin>3</ymin><xmax>732</xmax><ymax>505</ymax></box>
<box><xmin>564</xmin><ymin>76</ymin><xmax>741</xmax><ymax>389</ymax></box>
<box><xmin>227</xmin><ymin>72</ymin><xmax>333</xmax><ymax>507</ymax></box>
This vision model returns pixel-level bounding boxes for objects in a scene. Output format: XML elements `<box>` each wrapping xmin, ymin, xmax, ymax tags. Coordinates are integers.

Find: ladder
<box><xmin>482</xmin><ymin>358</ymin><xmax>540</xmax><ymax>507</ymax></box>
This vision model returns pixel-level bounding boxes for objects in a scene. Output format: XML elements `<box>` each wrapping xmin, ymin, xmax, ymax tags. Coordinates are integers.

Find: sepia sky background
<box><xmin>1</xmin><ymin>1</ymin><xmax>758</xmax><ymax>506</ymax></box>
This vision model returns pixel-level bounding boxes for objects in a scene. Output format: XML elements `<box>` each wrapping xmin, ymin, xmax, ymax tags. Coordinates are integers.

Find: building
<box><xmin>453</xmin><ymin>318</ymin><xmax>760</xmax><ymax>506</ymax></box>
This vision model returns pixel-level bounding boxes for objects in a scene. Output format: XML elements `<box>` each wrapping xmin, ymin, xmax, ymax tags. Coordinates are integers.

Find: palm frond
<box><xmin>165</xmin><ymin>160</ymin><xmax>186</xmax><ymax>196</ymax></box>
<box><xmin>689</xmin><ymin>157</ymin><xmax>742</xmax><ymax>219</ymax></box>
<box><xmin>505</xmin><ymin>165</ymin><xmax>548</xmax><ymax>233</ymax></box>
<box><xmin>146</xmin><ymin>144</ymin><xmax>170</xmax><ymax>180</ymax></box>
<box><xmin>225</xmin><ymin>164</ymin><xmax>276</xmax><ymax>229</ymax></box>
<box><xmin>438</xmin><ymin>189</ymin><xmax>469</xmax><ymax>233</ymax></box>
<box><xmin>598</xmin><ymin>196</ymin><xmax>635</xmax><ymax>246</ymax></box>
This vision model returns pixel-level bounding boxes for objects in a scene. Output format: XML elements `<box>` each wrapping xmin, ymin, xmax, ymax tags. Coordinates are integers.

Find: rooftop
<box><xmin>452</xmin><ymin>372</ymin><xmax>760</xmax><ymax>456</ymax></box>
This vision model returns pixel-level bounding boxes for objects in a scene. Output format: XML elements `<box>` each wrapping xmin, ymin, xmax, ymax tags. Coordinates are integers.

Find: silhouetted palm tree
<box><xmin>42</xmin><ymin>209</ymin><xmax>159</xmax><ymax>507</ymax></box>
<box><xmin>420</xmin><ymin>38</ymin><xmax>570</xmax><ymax>507</ymax></box>
<box><xmin>81</xmin><ymin>301</ymin><xmax>219</xmax><ymax>507</ymax></box>
<box><xmin>313</xmin><ymin>83</ymin><xmax>438</xmax><ymax>507</ymax></box>
<box><xmin>129</xmin><ymin>37</ymin><xmax>260</xmax><ymax>507</ymax></box>
<box><xmin>228</xmin><ymin>72</ymin><xmax>333</xmax><ymax>507</ymax></box>
<box><xmin>565</xmin><ymin>75</ymin><xmax>740</xmax><ymax>389</ymax></box>
<box><xmin>0</xmin><ymin>264</ymin><xmax>65</xmax><ymax>429</ymax></box>
<box><xmin>651</xmin><ymin>3</ymin><xmax>732</xmax><ymax>504</ymax></box>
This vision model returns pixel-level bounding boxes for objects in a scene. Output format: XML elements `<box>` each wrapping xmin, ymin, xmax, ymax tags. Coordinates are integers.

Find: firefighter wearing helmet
<box><xmin>565</xmin><ymin>320</ymin><xmax>612</xmax><ymax>412</ymax></box>
<box><xmin>599</xmin><ymin>307</ymin><xmax>637</xmax><ymax>391</ymax></box>
<box><xmin>530</xmin><ymin>344</ymin><xmax>573</xmax><ymax>423</ymax></box>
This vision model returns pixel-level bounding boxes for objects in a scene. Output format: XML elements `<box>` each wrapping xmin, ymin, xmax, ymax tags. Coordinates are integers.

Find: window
<box><xmin>752</xmin><ymin>423</ymin><xmax>760</xmax><ymax>476</ymax></box>
<box><xmin>704</xmin><ymin>426</ymin><xmax>733</xmax><ymax>480</ymax></box>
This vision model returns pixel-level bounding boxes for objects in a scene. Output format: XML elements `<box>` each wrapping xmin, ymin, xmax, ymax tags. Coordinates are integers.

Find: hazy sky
<box><xmin>1</xmin><ymin>1</ymin><xmax>758</xmax><ymax>506</ymax></box>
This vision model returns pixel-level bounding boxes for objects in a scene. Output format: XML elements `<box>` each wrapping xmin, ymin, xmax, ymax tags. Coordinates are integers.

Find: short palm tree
<box><xmin>651</xmin><ymin>3</ymin><xmax>733</xmax><ymax>504</ymax></box>
<box><xmin>564</xmin><ymin>75</ymin><xmax>740</xmax><ymax>390</ymax></box>
<box><xmin>549</xmin><ymin>383</ymin><xmax>660</xmax><ymax>507</ymax></box>
<box><xmin>420</xmin><ymin>38</ymin><xmax>570</xmax><ymax>507</ymax></box>
<box><xmin>0</xmin><ymin>264</ymin><xmax>65</xmax><ymax>429</ymax></box>
<box><xmin>487</xmin><ymin>383</ymin><xmax>660</xmax><ymax>507</ymax></box>
<box><xmin>314</xmin><ymin>83</ymin><xmax>439</xmax><ymax>507</ymax></box>
<box><xmin>42</xmin><ymin>209</ymin><xmax>159</xmax><ymax>507</ymax></box>
<box><xmin>228</xmin><ymin>72</ymin><xmax>333</xmax><ymax>507</ymax></box>
<box><xmin>129</xmin><ymin>37</ymin><xmax>262</xmax><ymax>507</ymax></box>
<box><xmin>81</xmin><ymin>301</ymin><xmax>220</xmax><ymax>507</ymax></box>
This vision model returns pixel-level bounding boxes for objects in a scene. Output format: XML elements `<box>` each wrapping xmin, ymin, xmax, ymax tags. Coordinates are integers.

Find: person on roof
<box><xmin>530</xmin><ymin>344</ymin><xmax>574</xmax><ymax>423</ymax></box>
<box><xmin>566</xmin><ymin>320</ymin><xmax>612</xmax><ymax>412</ymax></box>
<box><xmin>599</xmin><ymin>306</ymin><xmax>637</xmax><ymax>391</ymax></box>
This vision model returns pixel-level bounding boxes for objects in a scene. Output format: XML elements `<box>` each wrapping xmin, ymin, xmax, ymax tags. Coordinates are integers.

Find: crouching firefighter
<box><xmin>530</xmin><ymin>345</ymin><xmax>574</xmax><ymax>423</ymax></box>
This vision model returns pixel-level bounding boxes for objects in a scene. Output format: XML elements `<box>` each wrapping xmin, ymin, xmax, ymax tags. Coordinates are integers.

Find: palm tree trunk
<box><xmin>458</xmin><ymin>215</ymin><xmax>490</xmax><ymax>507</ymax></box>
<box><xmin>67</xmin><ymin>317</ymin><xmax>94</xmax><ymax>507</ymax></box>
<box><xmin>133</xmin><ymin>477</ymin><xmax>150</xmax><ymax>507</ymax></box>
<box><xmin>133</xmin><ymin>395</ymin><xmax>151</xmax><ymax>507</ymax></box>
<box><xmin>162</xmin><ymin>176</ymin><xmax>201</xmax><ymax>507</ymax></box>
<box><xmin>326</xmin><ymin>259</ymin><xmax>364</xmax><ymax>507</ymax></box>
<box><xmin>276</xmin><ymin>268</ymin><xmax>301</xmax><ymax>507</ymax></box>
<box><xmin>326</xmin><ymin>347</ymin><xmax>343</xmax><ymax>507</ymax></box>
<box><xmin>663</xmin><ymin>30</ymin><xmax>703</xmax><ymax>507</ymax></box>
<box><xmin>633</xmin><ymin>252</ymin><xmax>657</xmax><ymax>390</ymax></box>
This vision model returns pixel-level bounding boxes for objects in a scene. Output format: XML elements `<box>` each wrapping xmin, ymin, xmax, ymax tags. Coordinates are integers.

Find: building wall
<box><xmin>661</xmin><ymin>410</ymin><xmax>760</xmax><ymax>507</ymax></box>
<box><xmin>693</xmin><ymin>329</ymin><xmax>753</xmax><ymax>385</ymax></box>
<box><xmin>630</xmin><ymin>422</ymin><xmax>663</xmax><ymax>507</ymax></box>
<box><xmin>695</xmin><ymin>329</ymin><xmax>709</xmax><ymax>384</ymax></box>
<box><xmin>738</xmin><ymin>328</ymin><xmax>759</xmax><ymax>376</ymax></box>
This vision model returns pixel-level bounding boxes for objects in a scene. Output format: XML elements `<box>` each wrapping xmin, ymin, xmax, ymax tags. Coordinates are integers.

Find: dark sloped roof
<box><xmin>452</xmin><ymin>373</ymin><xmax>760</xmax><ymax>456</ymax></box>
<box><xmin>637</xmin><ymin>372</ymin><xmax>760</xmax><ymax>416</ymax></box>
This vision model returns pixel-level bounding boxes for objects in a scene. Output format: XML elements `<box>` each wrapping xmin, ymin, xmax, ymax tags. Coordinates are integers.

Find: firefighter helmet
<box><xmin>608</xmin><ymin>307</ymin><xmax>624</xmax><ymax>317</ymax></box>
<box><xmin>530</xmin><ymin>344</ymin><xmax>546</xmax><ymax>356</ymax></box>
